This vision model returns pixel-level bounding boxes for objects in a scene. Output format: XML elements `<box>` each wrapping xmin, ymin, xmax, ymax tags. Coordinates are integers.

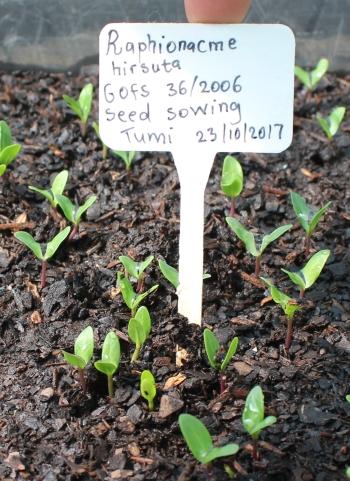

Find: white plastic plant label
<box><xmin>99</xmin><ymin>23</ymin><xmax>295</xmax><ymax>325</ymax></box>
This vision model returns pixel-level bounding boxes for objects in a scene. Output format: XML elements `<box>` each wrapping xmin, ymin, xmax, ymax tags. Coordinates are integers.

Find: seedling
<box><xmin>226</xmin><ymin>218</ymin><xmax>292</xmax><ymax>277</ymax></box>
<box><xmin>158</xmin><ymin>258</ymin><xmax>210</xmax><ymax>290</ymax></box>
<box><xmin>63</xmin><ymin>83</ymin><xmax>93</xmax><ymax>137</ymax></box>
<box><xmin>220</xmin><ymin>155</ymin><xmax>243</xmax><ymax>216</ymax></box>
<box><xmin>62</xmin><ymin>326</ymin><xmax>94</xmax><ymax>393</ymax></box>
<box><xmin>117</xmin><ymin>272</ymin><xmax>158</xmax><ymax>317</ymax></box>
<box><xmin>128</xmin><ymin>306</ymin><xmax>151</xmax><ymax>362</ymax></box>
<box><xmin>282</xmin><ymin>249</ymin><xmax>330</xmax><ymax>298</ymax></box>
<box><xmin>261</xmin><ymin>277</ymin><xmax>301</xmax><ymax>351</ymax></box>
<box><xmin>119</xmin><ymin>255</ymin><xmax>154</xmax><ymax>292</ymax></box>
<box><xmin>346</xmin><ymin>395</ymin><xmax>350</xmax><ymax>404</ymax></box>
<box><xmin>140</xmin><ymin>370</ymin><xmax>156</xmax><ymax>410</ymax></box>
<box><xmin>294</xmin><ymin>58</ymin><xmax>329</xmax><ymax>91</ymax></box>
<box><xmin>56</xmin><ymin>194</ymin><xmax>97</xmax><ymax>240</ymax></box>
<box><xmin>29</xmin><ymin>170</ymin><xmax>68</xmax><ymax>208</ymax></box>
<box><xmin>203</xmin><ymin>328</ymin><xmax>239</xmax><ymax>394</ymax></box>
<box><xmin>347</xmin><ymin>467</ymin><xmax>350</xmax><ymax>479</ymax></box>
<box><xmin>242</xmin><ymin>385</ymin><xmax>277</xmax><ymax>460</ymax></box>
<box><xmin>92</xmin><ymin>121</ymin><xmax>108</xmax><ymax>159</ymax></box>
<box><xmin>290</xmin><ymin>192</ymin><xmax>331</xmax><ymax>255</ymax></box>
<box><xmin>179</xmin><ymin>413</ymin><xmax>239</xmax><ymax>464</ymax></box>
<box><xmin>317</xmin><ymin>106</ymin><xmax>346</xmax><ymax>141</ymax></box>
<box><xmin>113</xmin><ymin>150</ymin><xmax>136</xmax><ymax>171</ymax></box>
<box><xmin>94</xmin><ymin>331</ymin><xmax>120</xmax><ymax>397</ymax></box>
<box><xmin>0</xmin><ymin>120</ymin><xmax>21</xmax><ymax>176</ymax></box>
<box><xmin>14</xmin><ymin>226</ymin><xmax>70</xmax><ymax>288</ymax></box>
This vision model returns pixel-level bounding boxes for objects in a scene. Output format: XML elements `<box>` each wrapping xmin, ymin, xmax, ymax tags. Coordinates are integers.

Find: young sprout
<box><xmin>128</xmin><ymin>306</ymin><xmax>151</xmax><ymax>362</ymax></box>
<box><xmin>347</xmin><ymin>468</ymin><xmax>350</xmax><ymax>479</ymax></box>
<box><xmin>158</xmin><ymin>259</ymin><xmax>210</xmax><ymax>290</ymax></box>
<box><xmin>94</xmin><ymin>331</ymin><xmax>120</xmax><ymax>397</ymax></box>
<box><xmin>294</xmin><ymin>58</ymin><xmax>329</xmax><ymax>91</ymax></box>
<box><xmin>14</xmin><ymin>226</ymin><xmax>71</xmax><ymax>289</ymax></box>
<box><xmin>63</xmin><ymin>83</ymin><xmax>93</xmax><ymax>137</ymax></box>
<box><xmin>282</xmin><ymin>249</ymin><xmax>330</xmax><ymax>298</ymax></box>
<box><xmin>242</xmin><ymin>385</ymin><xmax>277</xmax><ymax>460</ymax></box>
<box><xmin>220</xmin><ymin>155</ymin><xmax>243</xmax><ymax>216</ymax></box>
<box><xmin>317</xmin><ymin>106</ymin><xmax>346</xmax><ymax>141</ymax></box>
<box><xmin>92</xmin><ymin>121</ymin><xmax>108</xmax><ymax>160</ymax></box>
<box><xmin>0</xmin><ymin>120</ymin><xmax>21</xmax><ymax>176</ymax></box>
<box><xmin>62</xmin><ymin>326</ymin><xmax>94</xmax><ymax>393</ymax></box>
<box><xmin>346</xmin><ymin>395</ymin><xmax>350</xmax><ymax>404</ymax></box>
<box><xmin>226</xmin><ymin>218</ymin><xmax>292</xmax><ymax>277</ymax></box>
<box><xmin>179</xmin><ymin>413</ymin><xmax>239</xmax><ymax>465</ymax></box>
<box><xmin>140</xmin><ymin>370</ymin><xmax>156</xmax><ymax>410</ymax></box>
<box><xmin>261</xmin><ymin>278</ymin><xmax>301</xmax><ymax>351</ymax></box>
<box><xmin>113</xmin><ymin>150</ymin><xmax>136</xmax><ymax>172</ymax></box>
<box><xmin>56</xmin><ymin>194</ymin><xmax>97</xmax><ymax>240</ymax></box>
<box><xmin>290</xmin><ymin>192</ymin><xmax>331</xmax><ymax>256</ymax></box>
<box><xmin>119</xmin><ymin>255</ymin><xmax>154</xmax><ymax>292</ymax></box>
<box><xmin>29</xmin><ymin>170</ymin><xmax>68</xmax><ymax>208</ymax></box>
<box><xmin>203</xmin><ymin>328</ymin><xmax>239</xmax><ymax>394</ymax></box>
<box><xmin>117</xmin><ymin>272</ymin><xmax>158</xmax><ymax>317</ymax></box>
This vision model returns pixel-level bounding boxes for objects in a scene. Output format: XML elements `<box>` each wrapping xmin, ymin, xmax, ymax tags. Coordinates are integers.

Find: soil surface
<box><xmin>0</xmin><ymin>69</ymin><xmax>350</xmax><ymax>481</ymax></box>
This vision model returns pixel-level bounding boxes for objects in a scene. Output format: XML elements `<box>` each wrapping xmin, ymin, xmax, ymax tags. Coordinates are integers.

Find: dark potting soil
<box><xmin>0</xmin><ymin>69</ymin><xmax>350</xmax><ymax>481</ymax></box>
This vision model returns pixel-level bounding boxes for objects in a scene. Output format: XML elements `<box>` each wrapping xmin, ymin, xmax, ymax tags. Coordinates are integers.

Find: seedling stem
<box><xmin>255</xmin><ymin>256</ymin><xmax>261</xmax><ymax>278</ymax></box>
<box><xmin>285</xmin><ymin>317</ymin><xmax>294</xmax><ymax>352</ymax></box>
<box><xmin>40</xmin><ymin>260</ymin><xmax>48</xmax><ymax>289</ymax></box>
<box><xmin>78</xmin><ymin>367</ymin><xmax>87</xmax><ymax>394</ymax></box>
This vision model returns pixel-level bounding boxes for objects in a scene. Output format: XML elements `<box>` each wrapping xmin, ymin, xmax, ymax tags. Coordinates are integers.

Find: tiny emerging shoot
<box><xmin>92</xmin><ymin>121</ymin><xmax>108</xmax><ymax>159</ymax></box>
<box><xmin>56</xmin><ymin>194</ymin><xmax>97</xmax><ymax>240</ymax></box>
<box><xmin>29</xmin><ymin>170</ymin><xmax>68</xmax><ymax>208</ymax></box>
<box><xmin>317</xmin><ymin>106</ymin><xmax>346</xmax><ymax>141</ymax></box>
<box><xmin>242</xmin><ymin>385</ymin><xmax>277</xmax><ymax>460</ymax></box>
<box><xmin>0</xmin><ymin>120</ymin><xmax>21</xmax><ymax>176</ymax></box>
<box><xmin>117</xmin><ymin>272</ymin><xmax>158</xmax><ymax>317</ymax></box>
<box><xmin>62</xmin><ymin>326</ymin><xmax>94</xmax><ymax>393</ymax></box>
<box><xmin>14</xmin><ymin>226</ymin><xmax>71</xmax><ymax>289</ymax></box>
<box><xmin>128</xmin><ymin>306</ymin><xmax>151</xmax><ymax>362</ymax></box>
<box><xmin>203</xmin><ymin>328</ymin><xmax>239</xmax><ymax>394</ymax></box>
<box><xmin>113</xmin><ymin>150</ymin><xmax>136</xmax><ymax>172</ymax></box>
<box><xmin>261</xmin><ymin>277</ymin><xmax>301</xmax><ymax>351</ymax></box>
<box><xmin>119</xmin><ymin>255</ymin><xmax>154</xmax><ymax>292</ymax></box>
<box><xmin>94</xmin><ymin>331</ymin><xmax>120</xmax><ymax>397</ymax></box>
<box><xmin>226</xmin><ymin>217</ymin><xmax>292</xmax><ymax>277</ymax></box>
<box><xmin>294</xmin><ymin>58</ymin><xmax>329</xmax><ymax>91</ymax></box>
<box><xmin>140</xmin><ymin>370</ymin><xmax>156</xmax><ymax>410</ymax></box>
<box><xmin>281</xmin><ymin>249</ymin><xmax>330</xmax><ymax>298</ymax></box>
<box><xmin>290</xmin><ymin>192</ymin><xmax>331</xmax><ymax>255</ymax></box>
<box><xmin>158</xmin><ymin>258</ymin><xmax>210</xmax><ymax>290</ymax></box>
<box><xmin>220</xmin><ymin>155</ymin><xmax>243</xmax><ymax>216</ymax></box>
<box><xmin>63</xmin><ymin>83</ymin><xmax>93</xmax><ymax>137</ymax></box>
<box><xmin>179</xmin><ymin>413</ymin><xmax>239</xmax><ymax>465</ymax></box>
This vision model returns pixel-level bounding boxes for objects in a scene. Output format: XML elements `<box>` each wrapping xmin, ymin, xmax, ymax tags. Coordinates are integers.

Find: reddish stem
<box><xmin>40</xmin><ymin>260</ymin><xmax>48</xmax><ymax>289</ymax></box>
<box><xmin>252</xmin><ymin>438</ymin><xmax>259</xmax><ymax>461</ymax></box>
<box><xmin>69</xmin><ymin>224</ymin><xmax>79</xmax><ymax>241</ymax></box>
<box><xmin>219</xmin><ymin>374</ymin><xmax>227</xmax><ymax>394</ymax></box>
<box><xmin>136</xmin><ymin>275</ymin><xmax>145</xmax><ymax>293</ymax></box>
<box><xmin>299</xmin><ymin>288</ymin><xmax>305</xmax><ymax>299</ymax></box>
<box><xmin>254</xmin><ymin>256</ymin><xmax>261</xmax><ymax>277</ymax></box>
<box><xmin>285</xmin><ymin>316</ymin><xmax>294</xmax><ymax>352</ymax></box>
<box><xmin>229</xmin><ymin>198</ymin><xmax>236</xmax><ymax>217</ymax></box>
<box><xmin>78</xmin><ymin>368</ymin><xmax>87</xmax><ymax>394</ymax></box>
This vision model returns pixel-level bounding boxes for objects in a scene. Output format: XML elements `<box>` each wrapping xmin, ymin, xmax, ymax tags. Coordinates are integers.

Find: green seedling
<box><xmin>282</xmin><ymin>249</ymin><xmax>330</xmax><ymax>298</ymax></box>
<box><xmin>347</xmin><ymin>467</ymin><xmax>350</xmax><ymax>479</ymax></box>
<box><xmin>294</xmin><ymin>58</ymin><xmax>329</xmax><ymax>91</ymax></box>
<box><xmin>117</xmin><ymin>272</ymin><xmax>158</xmax><ymax>317</ymax></box>
<box><xmin>14</xmin><ymin>226</ymin><xmax>70</xmax><ymax>289</ymax></box>
<box><xmin>63</xmin><ymin>83</ymin><xmax>93</xmax><ymax>137</ymax></box>
<box><xmin>140</xmin><ymin>370</ymin><xmax>156</xmax><ymax>410</ymax></box>
<box><xmin>119</xmin><ymin>255</ymin><xmax>154</xmax><ymax>292</ymax></box>
<box><xmin>290</xmin><ymin>192</ymin><xmax>331</xmax><ymax>255</ymax></box>
<box><xmin>62</xmin><ymin>326</ymin><xmax>94</xmax><ymax>393</ymax></box>
<box><xmin>56</xmin><ymin>194</ymin><xmax>97</xmax><ymax>240</ymax></box>
<box><xmin>128</xmin><ymin>306</ymin><xmax>152</xmax><ymax>362</ymax></box>
<box><xmin>92</xmin><ymin>121</ymin><xmax>108</xmax><ymax>159</ymax></box>
<box><xmin>94</xmin><ymin>331</ymin><xmax>120</xmax><ymax>397</ymax></box>
<box><xmin>113</xmin><ymin>150</ymin><xmax>136</xmax><ymax>171</ymax></box>
<box><xmin>261</xmin><ymin>278</ymin><xmax>301</xmax><ymax>351</ymax></box>
<box><xmin>242</xmin><ymin>385</ymin><xmax>277</xmax><ymax>460</ymax></box>
<box><xmin>158</xmin><ymin>258</ymin><xmax>210</xmax><ymax>290</ymax></box>
<box><xmin>179</xmin><ymin>413</ymin><xmax>239</xmax><ymax>465</ymax></box>
<box><xmin>317</xmin><ymin>106</ymin><xmax>346</xmax><ymax>141</ymax></box>
<box><xmin>0</xmin><ymin>120</ymin><xmax>21</xmax><ymax>176</ymax></box>
<box><xmin>29</xmin><ymin>170</ymin><xmax>68</xmax><ymax>208</ymax></box>
<box><xmin>346</xmin><ymin>395</ymin><xmax>350</xmax><ymax>404</ymax></box>
<box><xmin>221</xmin><ymin>155</ymin><xmax>243</xmax><ymax>216</ymax></box>
<box><xmin>203</xmin><ymin>328</ymin><xmax>239</xmax><ymax>394</ymax></box>
<box><xmin>226</xmin><ymin>217</ymin><xmax>292</xmax><ymax>277</ymax></box>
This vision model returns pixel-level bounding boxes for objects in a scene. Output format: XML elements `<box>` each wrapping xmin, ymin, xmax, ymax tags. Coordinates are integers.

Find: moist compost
<box><xmin>0</xmin><ymin>69</ymin><xmax>350</xmax><ymax>481</ymax></box>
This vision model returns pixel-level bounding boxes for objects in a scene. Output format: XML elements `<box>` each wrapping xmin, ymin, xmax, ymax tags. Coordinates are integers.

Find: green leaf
<box><xmin>220</xmin><ymin>155</ymin><xmax>243</xmax><ymax>198</ymax></box>
<box><xmin>281</xmin><ymin>268</ymin><xmax>306</xmax><ymax>290</ymax></box>
<box><xmin>135</xmin><ymin>306</ymin><xmax>151</xmax><ymax>338</ymax></box>
<box><xmin>114</xmin><ymin>150</ymin><xmax>136</xmax><ymax>170</ymax></box>
<box><xmin>92</xmin><ymin>121</ymin><xmax>100</xmax><ymax>139</ymax></box>
<box><xmin>94</xmin><ymin>360</ymin><xmax>118</xmax><ymax>376</ymax></box>
<box><xmin>44</xmin><ymin>226</ymin><xmax>71</xmax><ymax>260</ymax></box>
<box><xmin>294</xmin><ymin>66</ymin><xmax>312</xmax><ymax>89</ymax></box>
<box><xmin>128</xmin><ymin>317</ymin><xmax>147</xmax><ymax>346</ymax></box>
<box><xmin>346</xmin><ymin>394</ymin><xmax>350</xmax><ymax>404</ymax></box>
<box><xmin>119</xmin><ymin>255</ymin><xmax>139</xmax><ymax>280</ymax></box>
<box><xmin>221</xmin><ymin>337</ymin><xmax>239</xmax><ymax>372</ymax></box>
<box><xmin>158</xmin><ymin>259</ymin><xmax>179</xmax><ymax>288</ymax></box>
<box><xmin>0</xmin><ymin>144</ymin><xmax>21</xmax><ymax>165</ymax></box>
<box><xmin>226</xmin><ymin>217</ymin><xmax>258</xmax><ymax>257</ymax></box>
<box><xmin>259</xmin><ymin>224</ymin><xmax>292</xmax><ymax>255</ymax></box>
<box><xmin>74</xmin><ymin>326</ymin><xmax>94</xmax><ymax>366</ymax></box>
<box><xmin>0</xmin><ymin>120</ymin><xmax>12</xmax><ymax>150</ymax></box>
<box><xmin>14</xmin><ymin>231</ymin><xmax>43</xmax><ymax>260</ymax></box>
<box><xmin>261</xmin><ymin>277</ymin><xmax>300</xmax><ymax>319</ymax></box>
<box><xmin>140</xmin><ymin>370</ymin><xmax>156</xmax><ymax>409</ymax></box>
<box><xmin>63</xmin><ymin>95</ymin><xmax>82</xmax><ymax>119</ymax></box>
<box><xmin>131</xmin><ymin>284</ymin><xmax>158</xmax><ymax>315</ymax></box>
<box><xmin>56</xmin><ymin>195</ymin><xmax>76</xmax><ymax>223</ymax></box>
<box><xmin>138</xmin><ymin>255</ymin><xmax>154</xmax><ymax>277</ymax></box>
<box><xmin>78</xmin><ymin>83</ymin><xmax>93</xmax><ymax>123</ymax></box>
<box><xmin>346</xmin><ymin>467</ymin><xmax>350</xmax><ymax>478</ymax></box>
<box><xmin>308</xmin><ymin>202</ymin><xmax>331</xmax><ymax>236</ymax></box>
<box><xmin>243</xmin><ymin>386</ymin><xmax>276</xmax><ymax>439</ymax></box>
<box><xmin>0</xmin><ymin>164</ymin><xmax>6</xmax><ymax>176</ymax></box>
<box><xmin>250</xmin><ymin>416</ymin><xmax>277</xmax><ymax>436</ymax></box>
<box><xmin>317</xmin><ymin>106</ymin><xmax>346</xmax><ymax>140</ymax></box>
<box><xmin>94</xmin><ymin>331</ymin><xmax>120</xmax><ymax>376</ymax></box>
<box><xmin>117</xmin><ymin>272</ymin><xmax>136</xmax><ymax>309</ymax></box>
<box><xmin>204</xmin><ymin>444</ymin><xmax>240</xmax><ymax>464</ymax></box>
<box><xmin>29</xmin><ymin>186</ymin><xmax>55</xmax><ymax>206</ymax></box>
<box><xmin>299</xmin><ymin>249</ymin><xmax>330</xmax><ymax>289</ymax></box>
<box><xmin>203</xmin><ymin>328</ymin><xmax>220</xmax><ymax>370</ymax></box>
<box><xmin>62</xmin><ymin>351</ymin><xmax>86</xmax><ymax>370</ymax></box>
<box><xmin>51</xmin><ymin>170</ymin><xmax>69</xmax><ymax>199</ymax></box>
<box><xmin>290</xmin><ymin>192</ymin><xmax>311</xmax><ymax>234</ymax></box>
<box><xmin>75</xmin><ymin>195</ymin><xmax>97</xmax><ymax>224</ymax></box>
<box><xmin>310</xmin><ymin>58</ymin><xmax>329</xmax><ymax>89</ymax></box>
